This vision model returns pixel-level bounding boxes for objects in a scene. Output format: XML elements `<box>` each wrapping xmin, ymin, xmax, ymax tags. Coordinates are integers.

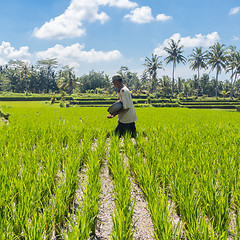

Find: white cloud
<box><xmin>229</xmin><ymin>7</ymin><xmax>240</xmax><ymax>15</ymax></box>
<box><xmin>156</xmin><ymin>13</ymin><xmax>172</xmax><ymax>22</ymax></box>
<box><xmin>124</xmin><ymin>6</ymin><xmax>154</xmax><ymax>23</ymax></box>
<box><xmin>33</xmin><ymin>0</ymin><xmax>108</xmax><ymax>39</ymax></box>
<box><xmin>154</xmin><ymin>32</ymin><xmax>220</xmax><ymax>56</ymax></box>
<box><xmin>97</xmin><ymin>0</ymin><xmax>137</xmax><ymax>8</ymax></box>
<box><xmin>33</xmin><ymin>0</ymin><xmax>138</xmax><ymax>39</ymax></box>
<box><xmin>125</xmin><ymin>6</ymin><xmax>172</xmax><ymax>24</ymax></box>
<box><xmin>36</xmin><ymin>43</ymin><xmax>122</xmax><ymax>67</ymax></box>
<box><xmin>0</xmin><ymin>41</ymin><xmax>31</xmax><ymax>64</ymax></box>
<box><xmin>233</xmin><ymin>36</ymin><xmax>240</xmax><ymax>41</ymax></box>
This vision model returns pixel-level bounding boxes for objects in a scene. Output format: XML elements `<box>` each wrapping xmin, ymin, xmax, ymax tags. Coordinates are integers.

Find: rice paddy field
<box><xmin>0</xmin><ymin>101</ymin><xmax>240</xmax><ymax>240</ymax></box>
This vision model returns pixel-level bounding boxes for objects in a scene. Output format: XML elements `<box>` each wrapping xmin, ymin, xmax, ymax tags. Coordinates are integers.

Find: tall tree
<box><xmin>8</xmin><ymin>60</ymin><xmax>30</xmax><ymax>92</ymax></box>
<box><xmin>143</xmin><ymin>53</ymin><xmax>164</xmax><ymax>92</ymax></box>
<box><xmin>160</xmin><ymin>75</ymin><xmax>172</xmax><ymax>97</ymax></box>
<box><xmin>117</xmin><ymin>66</ymin><xmax>140</xmax><ymax>92</ymax></box>
<box><xmin>207</xmin><ymin>42</ymin><xmax>226</xmax><ymax>99</ymax></box>
<box><xmin>58</xmin><ymin>65</ymin><xmax>76</xmax><ymax>94</ymax></box>
<box><xmin>37</xmin><ymin>58</ymin><xmax>58</xmax><ymax>92</ymax></box>
<box><xmin>232</xmin><ymin>51</ymin><xmax>240</xmax><ymax>95</ymax></box>
<box><xmin>164</xmin><ymin>39</ymin><xmax>186</xmax><ymax>94</ymax></box>
<box><xmin>226</xmin><ymin>46</ymin><xmax>240</xmax><ymax>99</ymax></box>
<box><xmin>188</xmin><ymin>47</ymin><xmax>207</xmax><ymax>98</ymax></box>
<box><xmin>78</xmin><ymin>70</ymin><xmax>110</xmax><ymax>92</ymax></box>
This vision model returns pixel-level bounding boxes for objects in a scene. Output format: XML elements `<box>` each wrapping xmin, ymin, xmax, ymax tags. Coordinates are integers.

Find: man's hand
<box><xmin>107</xmin><ymin>114</ymin><xmax>115</xmax><ymax>118</ymax></box>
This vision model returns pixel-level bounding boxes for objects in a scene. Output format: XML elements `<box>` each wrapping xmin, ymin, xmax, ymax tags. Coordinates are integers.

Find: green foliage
<box><xmin>108</xmin><ymin>135</ymin><xmax>135</xmax><ymax>239</ymax></box>
<box><xmin>78</xmin><ymin>70</ymin><xmax>110</xmax><ymax>93</ymax></box>
<box><xmin>1</xmin><ymin>102</ymin><xmax>240</xmax><ymax>239</ymax></box>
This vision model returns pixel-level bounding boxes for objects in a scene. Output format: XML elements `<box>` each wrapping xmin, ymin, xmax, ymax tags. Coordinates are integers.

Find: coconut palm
<box><xmin>143</xmin><ymin>53</ymin><xmax>164</xmax><ymax>92</ymax></box>
<box><xmin>207</xmin><ymin>42</ymin><xmax>227</xmax><ymax>99</ymax></box>
<box><xmin>231</xmin><ymin>51</ymin><xmax>240</xmax><ymax>95</ymax></box>
<box><xmin>226</xmin><ymin>46</ymin><xmax>240</xmax><ymax>99</ymax></box>
<box><xmin>164</xmin><ymin>39</ymin><xmax>186</xmax><ymax>94</ymax></box>
<box><xmin>188</xmin><ymin>47</ymin><xmax>207</xmax><ymax>98</ymax></box>
<box><xmin>58</xmin><ymin>65</ymin><xmax>76</xmax><ymax>94</ymax></box>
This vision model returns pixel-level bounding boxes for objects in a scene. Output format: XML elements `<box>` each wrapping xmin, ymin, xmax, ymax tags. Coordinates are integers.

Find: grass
<box><xmin>0</xmin><ymin>101</ymin><xmax>240</xmax><ymax>239</ymax></box>
<box><xmin>108</xmin><ymin>134</ymin><xmax>135</xmax><ymax>239</ymax></box>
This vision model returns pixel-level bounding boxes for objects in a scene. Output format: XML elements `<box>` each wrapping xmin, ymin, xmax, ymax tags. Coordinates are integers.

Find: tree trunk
<box><xmin>172</xmin><ymin>61</ymin><xmax>175</xmax><ymax>95</ymax></box>
<box><xmin>152</xmin><ymin>71</ymin><xmax>157</xmax><ymax>92</ymax></box>
<box><xmin>230</xmin><ymin>73</ymin><xmax>237</xmax><ymax>99</ymax></box>
<box><xmin>215</xmin><ymin>71</ymin><xmax>218</xmax><ymax>100</ymax></box>
<box><xmin>230</xmin><ymin>71</ymin><xmax>237</xmax><ymax>100</ymax></box>
<box><xmin>197</xmin><ymin>67</ymin><xmax>200</xmax><ymax>98</ymax></box>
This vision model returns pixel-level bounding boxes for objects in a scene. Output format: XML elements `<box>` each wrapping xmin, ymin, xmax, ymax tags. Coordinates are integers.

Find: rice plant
<box><xmin>1</xmin><ymin>102</ymin><xmax>240</xmax><ymax>239</ymax></box>
<box><xmin>108</xmin><ymin>134</ymin><xmax>135</xmax><ymax>240</ymax></box>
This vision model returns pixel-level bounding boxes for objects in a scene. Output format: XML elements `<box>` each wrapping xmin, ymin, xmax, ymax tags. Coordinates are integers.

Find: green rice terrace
<box><xmin>0</xmin><ymin>99</ymin><xmax>240</xmax><ymax>239</ymax></box>
<box><xmin>1</xmin><ymin>92</ymin><xmax>240</xmax><ymax>109</ymax></box>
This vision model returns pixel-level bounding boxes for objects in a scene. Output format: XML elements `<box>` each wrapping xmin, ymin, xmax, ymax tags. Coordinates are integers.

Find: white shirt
<box><xmin>117</xmin><ymin>86</ymin><xmax>137</xmax><ymax>123</ymax></box>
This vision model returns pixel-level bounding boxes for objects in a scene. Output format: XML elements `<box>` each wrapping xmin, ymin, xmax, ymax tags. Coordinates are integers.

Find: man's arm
<box><xmin>107</xmin><ymin>107</ymin><xmax>129</xmax><ymax>118</ymax></box>
<box><xmin>107</xmin><ymin>88</ymin><xmax>130</xmax><ymax>118</ymax></box>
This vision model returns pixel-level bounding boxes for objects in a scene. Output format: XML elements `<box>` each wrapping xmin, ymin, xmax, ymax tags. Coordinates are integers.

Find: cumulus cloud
<box><xmin>124</xmin><ymin>6</ymin><xmax>154</xmax><ymax>23</ymax></box>
<box><xmin>156</xmin><ymin>13</ymin><xmax>172</xmax><ymax>22</ymax></box>
<box><xmin>233</xmin><ymin>36</ymin><xmax>239</xmax><ymax>41</ymax></box>
<box><xmin>125</xmin><ymin>6</ymin><xmax>172</xmax><ymax>23</ymax></box>
<box><xmin>33</xmin><ymin>0</ymin><xmax>137</xmax><ymax>39</ymax></box>
<box><xmin>229</xmin><ymin>7</ymin><xmax>240</xmax><ymax>15</ymax></box>
<box><xmin>154</xmin><ymin>32</ymin><xmax>220</xmax><ymax>56</ymax></box>
<box><xmin>97</xmin><ymin>0</ymin><xmax>137</xmax><ymax>8</ymax></box>
<box><xmin>33</xmin><ymin>0</ymin><xmax>107</xmax><ymax>39</ymax></box>
<box><xmin>0</xmin><ymin>41</ymin><xmax>31</xmax><ymax>64</ymax></box>
<box><xmin>36</xmin><ymin>43</ymin><xmax>122</xmax><ymax>67</ymax></box>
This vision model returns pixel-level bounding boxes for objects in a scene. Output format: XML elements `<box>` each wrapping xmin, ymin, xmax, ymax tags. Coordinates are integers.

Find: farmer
<box><xmin>107</xmin><ymin>74</ymin><xmax>137</xmax><ymax>138</ymax></box>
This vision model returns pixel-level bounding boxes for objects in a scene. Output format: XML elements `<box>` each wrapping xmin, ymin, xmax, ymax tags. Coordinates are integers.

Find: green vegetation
<box><xmin>0</xmin><ymin>102</ymin><xmax>240</xmax><ymax>239</ymax></box>
<box><xmin>1</xmin><ymin>92</ymin><xmax>240</xmax><ymax>110</ymax></box>
<box><xmin>0</xmin><ymin>41</ymin><xmax>240</xmax><ymax>99</ymax></box>
<box><xmin>108</xmin><ymin>135</ymin><xmax>135</xmax><ymax>239</ymax></box>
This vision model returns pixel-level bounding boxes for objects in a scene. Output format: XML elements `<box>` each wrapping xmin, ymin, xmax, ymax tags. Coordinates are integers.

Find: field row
<box><xmin>1</xmin><ymin>103</ymin><xmax>240</xmax><ymax>239</ymax></box>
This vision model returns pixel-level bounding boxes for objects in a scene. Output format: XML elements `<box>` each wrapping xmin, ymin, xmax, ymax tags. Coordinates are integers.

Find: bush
<box><xmin>151</xmin><ymin>103</ymin><xmax>179</xmax><ymax>108</ymax></box>
<box><xmin>134</xmin><ymin>104</ymin><xmax>151</xmax><ymax>108</ymax></box>
<box><xmin>132</xmin><ymin>94</ymin><xmax>148</xmax><ymax>99</ymax></box>
<box><xmin>184</xmin><ymin>105</ymin><xmax>238</xmax><ymax>109</ymax></box>
<box><xmin>137</xmin><ymin>100</ymin><xmax>147</xmax><ymax>104</ymax></box>
<box><xmin>179</xmin><ymin>101</ymin><xmax>240</xmax><ymax>106</ymax></box>
<box><xmin>69</xmin><ymin>100</ymin><xmax>115</xmax><ymax>105</ymax></box>
<box><xmin>0</xmin><ymin>96</ymin><xmax>74</xmax><ymax>101</ymax></box>
<box><xmin>50</xmin><ymin>97</ymin><xmax>56</xmax><ymax>105</ymax></box>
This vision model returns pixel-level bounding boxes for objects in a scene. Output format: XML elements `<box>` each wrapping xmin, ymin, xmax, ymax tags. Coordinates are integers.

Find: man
<box><xmin>107</xmin><ymin>74</ymin><xmax>137</xmax><ymax>138</ymax></box>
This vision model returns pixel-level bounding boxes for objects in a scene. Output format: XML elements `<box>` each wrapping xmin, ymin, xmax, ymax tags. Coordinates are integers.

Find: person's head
<box><xmin>112</xmin><ymin>74</ymin><xmax>123</xmax><ymax>89</ymax></box>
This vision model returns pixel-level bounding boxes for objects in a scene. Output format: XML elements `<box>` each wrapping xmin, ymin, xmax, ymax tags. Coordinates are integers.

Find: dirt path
<box><xmin>91</xmin><ymin>157</ymin><xmax>115</xmax><ymax>239</ymax></box>
<box><xmin>90</xmin><ymin>139</ymin><xmax>155</xmax><ymax>239</ymax></box>
<box><xmin>122</xmin><ymin>146</ymin><xmax>155</xmax><ymax>239</ymax></box>
<box><xmin>130</xmin><ymin>179</ymin><xmax>155</xmax><ymax>239</ymax></box>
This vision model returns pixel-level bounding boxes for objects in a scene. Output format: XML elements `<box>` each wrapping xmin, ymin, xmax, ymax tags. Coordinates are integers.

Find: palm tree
<box><xmin>58</xmin><ymin>65</ymin><xmax>76</xmax><ymax>94</ymax></box>
<box><xmin>188</xmin><ymin>47</ymin><xmax>207</xmax><ymax>98</ymax></box>
<box><xmin>207</xmin><ymin>42</ymin><xmax>226</xmax><ymax>99</ymax></box>
<box><xmin>143</xmin><ymin>53</ymin><xmax>164</xmax><ymax>92</ymax></box>
<box><xmin>8</xmin><ymin>60</ymin><xmax>30</xmax><ymax>92</ymax></box>
<box><xmin>164</xmin><ymin>39</ymin><xmax>186</xmax><ymax>94</ymax></box>
<box><xmin>37</xmin><ymin>58</ymin><xmax>58</xmax><ymax>91</ymax></box>
<box><xmin>231</xmin><ymin>51</ymin><xmax>240</xmax><ymax>96</ymax></box>
<box><xmin>226</xmin><ymin>46</ymin><xmax>240</xmax><ymax>99</ymax></box>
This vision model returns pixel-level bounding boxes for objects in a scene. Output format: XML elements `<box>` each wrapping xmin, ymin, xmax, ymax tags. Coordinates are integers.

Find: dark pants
<box><xmin>115</xmin><ymin>122</ymin><xmax>136</xmax><ymax>138</ymax></box>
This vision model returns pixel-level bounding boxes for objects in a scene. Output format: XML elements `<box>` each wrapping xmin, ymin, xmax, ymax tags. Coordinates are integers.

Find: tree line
<box><xmin>143</xmin><ymin>41</ymin><xmax>240</xmax><ymax>99</ymax></box>
<box><xmin>0</xmin><ymin>40</ymin><xmax>240</xmax><ymax>99</ymax></box>
<box><xmin>0</xmin><ymin>59</ymin><xmax>110</xmax><ymax>95</ymax></box>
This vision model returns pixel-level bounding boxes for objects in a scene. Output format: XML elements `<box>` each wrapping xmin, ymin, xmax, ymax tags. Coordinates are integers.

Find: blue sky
<box><xmin>0</xmin><ymin>0</ymin><xmax>240</xmax><ymax>80</ymax></box>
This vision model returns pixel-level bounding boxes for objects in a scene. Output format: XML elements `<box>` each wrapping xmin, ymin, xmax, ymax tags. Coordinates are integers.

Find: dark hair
<box><xmin>112</xmin><ymin>74</ymin><xmax>123</xmax><ymax>83</ymax></box>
